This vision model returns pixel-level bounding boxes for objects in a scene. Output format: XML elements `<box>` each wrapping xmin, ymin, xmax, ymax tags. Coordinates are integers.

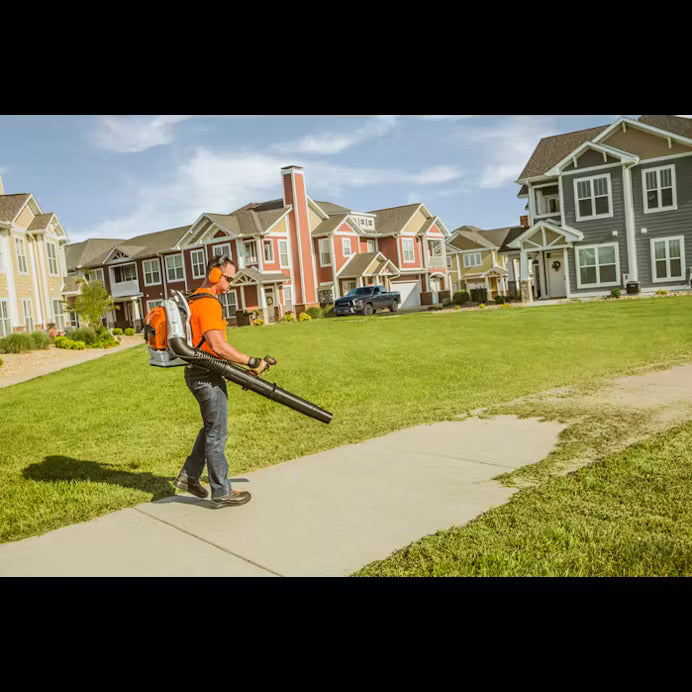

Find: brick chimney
<box><xmin>0</xmin><ymin>176</ymin><xmax>4</xmax><ymax>195</ymax></box>
<box><xmin>520</xmin><ymin>215</ymin><xmax>529</xmax><ymax>227</ymax></box>
<box><xmin>281</xmin><ymin>165</ymin><xmax>318</xmax><ymax>309</ymax></box>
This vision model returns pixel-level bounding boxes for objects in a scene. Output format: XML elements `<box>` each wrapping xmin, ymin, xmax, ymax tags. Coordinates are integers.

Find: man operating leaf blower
<box><xmin>173</xmin><ymin>255</ymin><xmax>273</xmax><ymax>507</ymax></box>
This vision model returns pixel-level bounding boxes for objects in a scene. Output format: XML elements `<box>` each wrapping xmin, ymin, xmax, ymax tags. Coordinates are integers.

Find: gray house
<box><xmin>511</xmin><ymin>115</ymin><xmax>692</xmax><ymax>301</ymax></box>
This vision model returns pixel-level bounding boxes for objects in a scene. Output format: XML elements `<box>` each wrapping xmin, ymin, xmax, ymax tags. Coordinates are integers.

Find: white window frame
<box><xmin>212</xmin><ymin>243</ymin><xmax>232</xmax><ymax>261</ymax></box>
<box><xmin>278</xmin><ymin>239</ymin><xmax>289</xmax><ymax>268</ymax></box>
<box><xmin>85</xmin><ymin>268</ymin><xmax>105</xmax><ymax>285</ymax></box>
<box><xmin>22</xmin><ymin>297</ymin><xmax>33</xmax><ymax>332</ymax></box>
<box><xmin>46</xmin><ymin>242</ymin><xmax>59</xmax><ymax>275</ymax></box>
<box><xmin>113</xmin><ymin>262</ymin><xmax>137</xmax><ymax>284</ymax></box>
<box><xmin>243</xmin><ymin>240</ymin><xmax>258</xmax><ymax>264</ymax></box>
<box><xmin>165</xmin><ymin>254</ymin><xmax>184</xmax><ymax>282</ymax></box>
<box><xmin>650</xmin><ymin>236</ymin><xmax>685</xmax><ymax>282</ymax></box>
<box><xmin>263</xmin><ymin>240</ymin><xmax>274</xmax><ymax>263</ymax></box>
<box><xmin>402</xmin><ymin>237</ymin><xmax>415</xmax><ymax>263</ymax></box>
<box><xmin>52</xmin><ymin>299</ymin><xmax>65</xmax><ymax>330</ymax></box>
<box><xmin>575</xmin><ymin>242</ymin><xmax>621</xmax><ymax>288</ymax></box>
<box><xmin>573</xmin><ymin>173</ymin><xmax>613</xmax><ymax>222</ymax></box>
<box><xmin>642</xmin><ymin>165</ymin><xmax>677</xmax><ymax>214</ymax></box>
<box><xmin>463</xmin><ymin>252</ymin><xmax>482</xmax><ymax>268</ymax></box>
<box><xmin>282</xmin><ymin>285</ymin><xmax>293</xmax><ymax>311</ymax></box>
<box><xmin>341</xmin><ymin>279</ymin><xmax>357</xmax><ymax>296</ymax></box>
<box><xmin>146</xmin><ymin>299</ymin><xmax>164</xmax><ymax>313</ymax></box>
<box><xmin>428</xmin><ymin>239</ymin><xmax>442</xmax><ymax>257</ymax></box>
<box><xmin>342</xmin><ymin>237</ymin><xmax>352</xmax><ymax>257</ymax></box>
<box><xmin>142</xmin><ymin>258</ymin><xmax>162</xmax><ymax>286</ymax></box>
<box><xmin>366</xmin><ymin>239</ymin><xmax>376</xmax><ymax>253</ymax></box>
<box><xmin>0</xmin><ymin>299</ymin><xmax>10</xmax><ymax>337</ymax></box>
<box><xmin>15</xmin><ymin>237</ymin><xmax>28</xmax><ymax>274</ymax></box>
<box><xmin>190</xmin><ymin>249</ymin><xmax>206</xmax><ymax>279</ymax></box>
<box><xmin>219</xmin><ymin>290</ymin><xmax>237</xmax><ymax>318</ymax></box>
<box><xmin>319</xmin><ymin>238</ymin><xmax>332</xmax><ymax>266</ymax></box>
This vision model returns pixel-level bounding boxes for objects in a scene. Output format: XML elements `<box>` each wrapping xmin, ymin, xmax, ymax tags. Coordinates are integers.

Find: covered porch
<box><xmin>108</xmin><ymin>294</ymin><xmax>144</xmax><ymax>331</ymax></box>
<box><xmin>229</xmin><ymin>268</ymin><xmax>288</xmax><ymax>323</ymax></box>
<box><xmin>507</xmin><ymin>221</ymin><xmax>583</xmax><ymax>302</ymax></box>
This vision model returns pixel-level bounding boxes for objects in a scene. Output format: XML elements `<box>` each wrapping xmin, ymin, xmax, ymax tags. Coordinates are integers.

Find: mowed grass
<box><xmin>1</xmin><ymin>295</ymin><xmax>691</xmax><ymax>544</ymax></box>
<box><xmin>354</xmin><ymin>419</ymin><xmax>692</xmax><ymax>577</ymax></box>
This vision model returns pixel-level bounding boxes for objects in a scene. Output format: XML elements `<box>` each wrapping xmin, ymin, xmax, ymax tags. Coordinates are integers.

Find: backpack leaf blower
<box><xmin>143</xmin><ymin>290</ymin><xmax>333</xmax><ymax>424</ymax></box>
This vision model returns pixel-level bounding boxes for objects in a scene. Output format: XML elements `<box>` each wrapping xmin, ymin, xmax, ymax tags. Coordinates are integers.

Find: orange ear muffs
<box><xmin>209</xmin><ymin>266</ymin><xmax>222</xmax><ymax>283</ymax></box>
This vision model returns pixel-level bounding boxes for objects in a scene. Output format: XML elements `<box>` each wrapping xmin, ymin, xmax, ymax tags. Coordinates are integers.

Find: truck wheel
<box><xmin>363</xmin><ymin>303</ymin><xmax>374</xmax><ymax>316</ymax></box>
<box><xmin>390</xmin><ymin>301</ymin><xmax>398</xmax><ymax>312</ymax></box>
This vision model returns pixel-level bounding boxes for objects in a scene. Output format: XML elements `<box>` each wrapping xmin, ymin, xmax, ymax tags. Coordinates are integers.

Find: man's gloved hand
<box><xmin>248</xmin><ymin>355</ymin><xmax>277</xmax><ymax>376</ymax></box>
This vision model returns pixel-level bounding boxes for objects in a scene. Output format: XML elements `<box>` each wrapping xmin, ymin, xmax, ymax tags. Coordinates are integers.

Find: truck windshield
<box><xmin>346</xmin><ymin>287</ymin><xmax>376</xmax><ymax>296</ymax></box>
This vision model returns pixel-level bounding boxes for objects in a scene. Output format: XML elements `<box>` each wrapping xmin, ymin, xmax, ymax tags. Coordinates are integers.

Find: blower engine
<box><xmin>143</xmin><ymin>291</ymin><xmax>333</xmax><ymax>424</ymax></box>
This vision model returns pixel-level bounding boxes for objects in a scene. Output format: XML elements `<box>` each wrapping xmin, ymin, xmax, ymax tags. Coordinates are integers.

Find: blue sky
<box><xmin>0</xmin><ymin>114</ymin><xmax>663</xmax><ymax>244</ymax></box>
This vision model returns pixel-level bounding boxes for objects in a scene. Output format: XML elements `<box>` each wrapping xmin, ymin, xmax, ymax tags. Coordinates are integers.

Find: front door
<box><xmin>546</xmin><ymin>250</ymin><xmax>566</xmax><ymax>298</ymax></box>
<box><xmin>264</xmin><ymin>287</ymin><xmax>276</xmax><ymax>323</ymax></box>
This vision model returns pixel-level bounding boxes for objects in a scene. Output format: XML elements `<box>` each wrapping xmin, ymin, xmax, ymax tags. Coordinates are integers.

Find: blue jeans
<box><xmin>181</xmin><ymin>366</ymin><xmax>232</xmax><ymax>500</ymax></box>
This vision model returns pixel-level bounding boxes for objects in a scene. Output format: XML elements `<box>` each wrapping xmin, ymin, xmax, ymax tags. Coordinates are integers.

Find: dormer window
<box><xmin>356</xmin><ymin>216</ymin><xmax>374</xmax><ymax>230</ymax></box>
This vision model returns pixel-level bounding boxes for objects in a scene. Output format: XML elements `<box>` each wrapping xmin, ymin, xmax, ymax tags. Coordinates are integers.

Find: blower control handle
<box><xmin>264</xmin><ymin>355</ymin><xmax>277</xmax><ymax>366</ymax></box>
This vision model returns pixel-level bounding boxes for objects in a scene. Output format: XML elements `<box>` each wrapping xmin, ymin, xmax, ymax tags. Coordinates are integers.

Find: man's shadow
<box><xmin>23</xmin><ymin>455</ymin><xmax>177</xmax><ymax>501</ymax></box>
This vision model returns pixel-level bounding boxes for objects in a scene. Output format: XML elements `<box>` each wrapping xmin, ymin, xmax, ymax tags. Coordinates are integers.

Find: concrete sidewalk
<box><xmin>2</xmin><ymin>363</ymin><xmax>692</xmax><ymax>577</ymax></box>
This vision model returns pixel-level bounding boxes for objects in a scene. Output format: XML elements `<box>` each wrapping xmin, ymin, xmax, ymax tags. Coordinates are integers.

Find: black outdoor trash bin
<box><xmin>626</xmin><ymin>281</ymin><xmax>640</xmax><ymax>295</ymax></box>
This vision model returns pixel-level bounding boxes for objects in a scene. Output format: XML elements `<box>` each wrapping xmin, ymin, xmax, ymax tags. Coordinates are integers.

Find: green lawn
<box><xmin>1</xmin><ymin>295</ymin><xmax>691</xmax><ymax>545</ymax></box>
<box><xmin>354</xmin><ymin>419</ymin><xmax>692</xmax><ymax>577</ymax></box>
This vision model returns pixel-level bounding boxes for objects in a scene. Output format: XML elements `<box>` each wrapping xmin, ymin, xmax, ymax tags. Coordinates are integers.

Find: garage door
<box><xmin>391</xmin><ymin>280</ymin><xmax>421</xmax><ymax>309</ymax></box>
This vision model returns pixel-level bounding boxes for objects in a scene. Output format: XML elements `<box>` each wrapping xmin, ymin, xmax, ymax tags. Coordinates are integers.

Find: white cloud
<box><xmin>71</xmin><ymin>147</ymin><xmax>464</xmax><ymax>242</ymax></box>
<box><xmin>454</xmin><ymin>116</ymin><xmax>557</xmax><ymax>188</ymax></box>
<box><xmin>93</xmin><ymin>115</ymin><xmax>191</xmax><ymax>153</ymax></box>
<box><xmin>271</xmin><ymin>116</ymin><xmax>398</xmax><ymax>155</ymax></box>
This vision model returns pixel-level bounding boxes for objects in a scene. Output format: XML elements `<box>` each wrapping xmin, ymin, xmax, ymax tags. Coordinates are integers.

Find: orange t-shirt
<box><xmin>189</xmin><ymin>288</ymin><xmax>226</xmax><ymax>355</ymax></box>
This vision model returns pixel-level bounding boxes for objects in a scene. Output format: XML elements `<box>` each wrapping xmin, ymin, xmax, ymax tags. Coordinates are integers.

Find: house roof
<box><xmin>27</xmin><ymin>212</ymin><xmax>55</xmax><ymax>231</ymax></box>
<box><xmin>368</xmin><ymin>203</ymin><xmax>422</xmax><ymax>236</ymax></box>
<box><xmin>314</xmin><ymin>201</ymin><xmax>352</xmax><ymax>215</ymax></box>
<box><xmin>339</xmin><ymin>252</ymin><xmax>381</xmax><ymax>278</ymax></box>
<box><xmin>0</xmin><ymin>193</ymin><xmax>31</xmax><ymax>223</ymax></box>
<box><xmin>311</xmin><ymin>214</ymin><xmax>352</xmax><ymax>237</ymax></box>
<box><xmin>448</xmin><ymin>227</ymin><xmax>498</xmax><ymax>251</ymax></box>
<box><xmin>231</xmin><ymin>267</ymin><xmax>286</xmax><ymax>284</ymax></box>
<box><xmin>518</xmin><ymin>115</ymin><xmax>692</xmax><ymax>182</ymax></box>
<box><xmin>65</xmin><ymin>238</ymin><xmax>124</xmax><ymax>270</ymax></box>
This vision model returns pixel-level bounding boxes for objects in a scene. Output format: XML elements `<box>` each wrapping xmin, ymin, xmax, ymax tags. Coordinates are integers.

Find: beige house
<box><xmin>0</xmin><ymin>177</ymin><xmax>69</xmax><ymax>336</ymax></box>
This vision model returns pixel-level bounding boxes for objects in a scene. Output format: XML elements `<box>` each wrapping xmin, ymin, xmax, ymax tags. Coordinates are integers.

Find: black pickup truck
<box><xmin>334</xmin><ymin>285</ymin><xmax>401</xmax><ymax>316</ymax></box>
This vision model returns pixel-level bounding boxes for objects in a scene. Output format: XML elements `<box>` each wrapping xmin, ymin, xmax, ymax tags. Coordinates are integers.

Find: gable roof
<box><xmin>65</xmin><ymin>238</ymin><xmax>124</xmax><ymax>270</ymax></box>
<box><xmin>0</xmin><ymin>193</ymin><xmax>31</xmax><ymax>224</ymax></box>
<box><xmin>518</xmin><ymin>115</ymin><xmax>692</xmax><ymax>182</ymax></box>
<box><xmin>448</xmin><ymin>226</ymin><xmax>498</xmax><ymax>251</ymax></box>
<box><xmin>368</xmin><ymin>203</ymin><xmax>422</xmax><ymax>236</ymax></box>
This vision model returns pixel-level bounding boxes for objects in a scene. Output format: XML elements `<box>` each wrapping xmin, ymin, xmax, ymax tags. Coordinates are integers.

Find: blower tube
<box><xmin>168</xmin><ymin>337</ymin><xmax>333</xmax><ymax>424</ymax></box>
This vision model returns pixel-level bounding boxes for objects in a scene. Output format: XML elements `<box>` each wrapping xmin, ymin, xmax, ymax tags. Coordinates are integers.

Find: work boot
<box><xmin>173</xmin><ymin>472</ymin><xmax>209</xmax><ymax>499</ymax></box>
<box><xmin>211</xmin><ymin>490</ymin><xmax>252</xmax><ymax>507</ymax></box>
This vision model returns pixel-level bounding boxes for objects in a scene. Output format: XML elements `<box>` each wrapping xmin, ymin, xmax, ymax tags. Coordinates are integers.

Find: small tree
<box><xmin>72</xmin><ymin>279</ymin><xmax>116</xmax><ymax>331</ymax></box>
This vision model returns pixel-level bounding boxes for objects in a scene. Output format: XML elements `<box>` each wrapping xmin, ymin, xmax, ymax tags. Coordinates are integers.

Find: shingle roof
<box><xmin>232</xmin><ymin>267</ymin><xmax>286</xmax><ymax>284</ymax></box>
<box><xmin>27</xmin><ymin>212</ymin><xmax>55</xmax><ymax>231</ymax></box>
<box><xmin>637</xmin><ymin>115</ymin><xmax>692</xmax><ymax>139</ymax></box>
<box><xmin>517</xmin><ymin>116</ymin><xmax>692</xmax><ymax>182</ymax></box>
<box><xmin>517</xmin><ymin>125</ymin><xmax>609</xmax><ymax>180</ymax></box>
<box><xmin>125</xmin><ymin>226</ymin><xmax>191</xmax><ymax>256</ymax></box>
<box><xmin>0</xmin><ymin>194</ymin><xmax>30</xmax><ymax>223</ymax></box>
<box><xmin>314</xmin><ymin>201</ymin><xmax>352</xmax><ymax>215</ymax></box>
<box><xmin>338</xmin><ymin>252</ymin><xmax>380</xmax><ymax>278</ymax></box>
<box><xmin>65</xmin><ymin>238</ymin><xmax>124</xmax><ymax>270</ymax></box>
<box><xmin>311</xmin><ymin>214</ymin><xmax>351</xmax><ymax>237</ymax></box>
<box><xmin>368</xmin><ymin>203</ymin><xmax>421</xmax><ymax>236</ymax></box>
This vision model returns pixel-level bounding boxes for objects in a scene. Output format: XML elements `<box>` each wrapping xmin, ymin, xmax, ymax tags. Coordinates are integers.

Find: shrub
<box><xmin>112</xmin><ymin>327</ymin><xmax>123</xmax><ymax>336</ymax></box>
<box><xmin>54</xmin><ymin>336</ymin><xmax>74</xmax><ymax>349</ymax></box>
<box><xmin>501</xmin><ymin>302</ymin><xmax>512</xmax><ymax>309</ymax></box>
<box><xmin>454</xmin><ymin>305</ymin><xmax>461</xmax><ymax>310</ymax></box>
<box><xmin>494</xmin><ymin>295</ymin><xmax>507</xmax><ymax>305</ymax></box>
<box><xmin>124</xmin><ymin>327</ymin><xmax>135</xmax><ymax>336</ymax></box>
<box><xmin>70</xmin><ymin>340</ymin><xmax>86</xmax><ymax>350</ymax></box>
<box><xmin>281</xmin><ymin>312</ymin><xmax>296</xmax><ymax>323</ymax></box>
<box><xmin>30</xmin><ymin>331</ymin><xmax>52</xmax><ymax>349</ymax></box>
<box><xmin>453</xmin><ymin>290</ymin><xmax>470</xmax><ymax>305</ymax></box>
<box><xmin>610</xmin><ymin>288</ymin><xmax>621</xmax><ymax>299</ymax></box>
<box><xmin>70</xmin><ymin>326</ymin><xmax>98</xmax><ymax>345</ymax></box>
<box><xmin>0</xmin><ymin>356</ymin><xmax>3</xmax><ymax>367</ymax></box>
<box><xmin>656</xmin><ymin>289</ymin><xmax>669</xmax><ymax>296</ymax></box>
<box><xmin>479</xmin><ymin>303</ymin><xmax>486</xmax><ymax>309</ymax></box>
<box><xmin>306</xmin><ymin>307</ymin><xmax>322</xmax><ymax>319</ymax></box>
<box><xmin>299</xmin><ymin>312</ymin><xmax>312</xmax><ymax>322</ymax></box>
<box><xmin>322</xmin><ymin>304</ymin><xmax>335</xmax><ymax>318</ymax></box>
<box><xmin>0</xmin><ymin>333</ymin><xmax>34</xmax><ymax>353</ymax></box>
<box><xmin>253</xmin><ymin>318</ymin><xmax>264</xmax><ymax>326</ymax></box>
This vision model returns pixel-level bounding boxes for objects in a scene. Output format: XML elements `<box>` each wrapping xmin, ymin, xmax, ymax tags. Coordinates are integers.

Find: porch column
<box><xmin>520</xmin><ymin>247</ymin><xmax>532</xmax><ymax>304</ymax></box>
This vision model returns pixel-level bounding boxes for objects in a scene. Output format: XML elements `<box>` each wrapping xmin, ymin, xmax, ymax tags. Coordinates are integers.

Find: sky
<box><xmin>0</xmin><ymin>114</ymin><xmax>672</xmax><ymax>245</ymax></box>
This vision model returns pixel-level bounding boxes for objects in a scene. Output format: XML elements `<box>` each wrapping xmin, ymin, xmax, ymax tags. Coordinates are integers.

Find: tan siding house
<box><xmin>0</xmin><ymin>178</ymin><xmax>69</xmax><ymax>335</ymax></box>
